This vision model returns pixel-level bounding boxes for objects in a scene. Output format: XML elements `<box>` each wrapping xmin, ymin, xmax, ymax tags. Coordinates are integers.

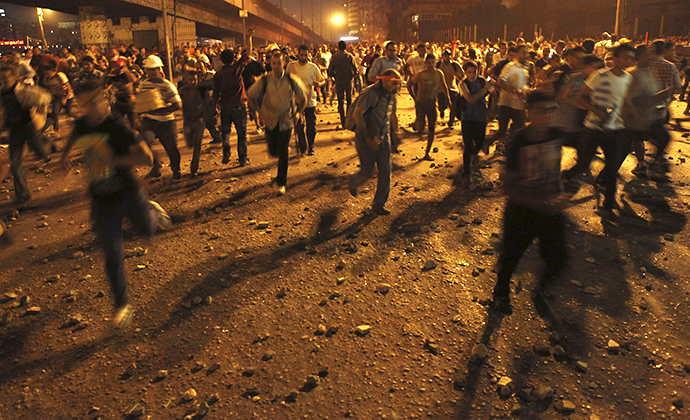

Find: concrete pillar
<box><xmin>79</xmin><ymin>6</ymin><xmax>109</xmax><ymax>50</ymax></box>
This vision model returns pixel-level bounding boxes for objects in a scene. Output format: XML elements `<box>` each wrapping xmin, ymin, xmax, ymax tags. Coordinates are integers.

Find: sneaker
<box><xmin>172</xmin><ymin>171</ymin><xmax>181</xmax><ymax>180</ymax></box>
<box><xmin>372</xmin><ymin>206</ymin><xmax>391</xmax><ymax>216</ymax></box>
<box><xmin>113</xmin><ymin>304</ymin><xmax>133</xmax><ymax>329</ymax></box>
<box><xmin>348</xmin><ymin>178</ymin><xmax>358</xmax><ymax>197</ymax></box>
<box><xmin>490</xmin><ymin>295</ymin><xmax>513</xmax><ymax>315</ymax></box>
<box><xmin>277</xmin><ymin>185</ymin><xmax>286</xmax><ymax>196</ymax></box>
<box><xmin>149</xmin><ymin>200</ymin><xmax>173</xmax><ymax>231</ymax></box>
<box><xmin>307</xmin><ymin>148</ymin><xmax>315</xmax><ymax>156</ymax></box>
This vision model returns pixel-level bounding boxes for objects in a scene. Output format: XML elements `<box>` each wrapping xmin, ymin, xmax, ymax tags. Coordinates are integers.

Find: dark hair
<box><xmin>338</xmin><ymin>40</ymin><xmax>346</xmax><ymax>51</ymax></box>
<box><xmin>581</xmin><ymin>39</ymin><xmax>595</xmax><ymax>54</ymax></box>
<box><xmin>81</xmin><ymin>55</ymin><xmax>95</xmax><ymax>63</ymax></box>
<box><xmin>508</xmin><ymin>46</ymin><xmax>518</xmax><ymax>54</ymax></box>
<box><xmin>556</xmin><ymin>40</ymin><xmax>566</xmax><ymax>48</ymax></box>
<box><xmin>468</xmin><ymin>48</ymin><xmax>477</xmax><ymax>60</ymax></box>
<box><xmin>0</xmin><ymin>62</ymin><xmax>17</xmax><ymax>73</ymax></box>
<box><xmin>271</xmin><ymin>51</ymin><xmax>283</xmax><ymax>60</ymax></box>
<box><xmin>582</xmin><ymin>54</ymin><xmax>604</xmax><ymax>67</ymax></box>
<box><xmin>650</xmin><ymin>40</ymin><xmax>666</xmax><ymax>55</ymax></box>
<box><xmin>298</xmin><ymin>44</ymin><xmax>309</xmax><ymax>52</ymax></box>
<box><xmin>417</xmin><ymin>43</ymin><xmax>426</xmax><ymax>50</ymax></box>
<box><xmin>563</xmin><ymin>45</ymin><xmax>586</xmax><ymax>57</ymax></box>
<box><xmin>525</xmin><ymin>90</ymin><xmax>555</xmax><ymax>108</ymax></box>
<box><xmin>613</xmin><ymin>43</ymin><xmax>636</xmax><ymax>57</ymax></box>
<box><xmin>43</xmin><ymin>62</ymin><xmax>57</xmax><ymax>71</ymax></box>
<box><xmin>507</xmin><ymin>41</ymin><xmax>516</xmax><ymax>48</ymax></box>
<box><xmin>516</xmin><ymin>44</ymin><xmax>528</xmax><ymax>53</ymax></box>
<box><xmin>424</xmin><ymin>53</ymin><xmax>436</xmax><ymax>62</ymax></box>
<box><xmin>499</xmin><ymin>41</ymin><xmax>507</xmax><ymax>48</ymax></box>
<box><xmin>635</xmin><ymin>43</ymin><xmax>647</xmax><ymax>58</ymax></box>
<box><xmin>220</xmin><ymin>49</ymin><xmax>235</xmax><ymax>64</ymax></box>
<box><xmin>384</xmin><ymin>41</ymin><xmax>397</xmax><ymax>50</ymax></box>
<box><xmin>462</xmin><ymin>60</ymin><xmax>478</xmax><ymax>71</ymax></box>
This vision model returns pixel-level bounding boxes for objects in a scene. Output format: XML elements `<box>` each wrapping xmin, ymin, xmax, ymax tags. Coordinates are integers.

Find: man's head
<box><xmin>581</xmin><ymin>54</ymin><xmax>605</xmax><ymax>76</ymax></box>
<box><xmin>424</xmin><ymin>54</ymin><xmax>436</xmax><ymax>70</ymax></box>
<box><xmin>220</xmin><ymin>49</ymin><xmax>235</xmax><ymax>65</ymax></box>
<box><xmin>612</xmin><ymin>43</ymin><xmax>635</xmax><ymax>70</ymax></box>
<box><xmin>499</xmin><ymin>41</ymin><xmax>507</xmax><ymax>55</ymax></box>
<box><xmin>634</xmin><ymin>44</ymin><xmax>651</xmax><ymax>66</ymax></box>
<box><xmin>338</xmin><ymin>40</ymin><xmax>346</xmax><ymax>51</ymax></box>
<box><xmin>384</xmin><ymin>41</ymin><xmax>398</xmax><ymax>59</ymax></box>
<box><xmin>650</xmin><ymin>40</ymin><xmax>666</xmax><ymax>57</ymax></box>
<box><xmin>379</xmin><ymin>68</ymin><xmax>402</xmax><ymax>94</ymax></box>
<box><xmin>416</xmin><ymin>43</ymin><xmax>426</xmax><ymax>55</ymax></box>
<box><xmin>442</xmin><ymin>49</ymin><xmax>451</xmax><ymax>62</ymax></box>
<box><xmin>581</xmin><ymin>39</ymin><xmax>595</xmax><ymax>54</ymax></box>
<box><xmin>270</xmin><ymin>52</ymin><xmax>283</xmax><ymax>75</ymax></box>
<box><xmin>74</xmin><ymin>77</ymin><xmax>109</xmax><ymax>126</ymax></box>
<box><xmin>185</xmin><ymin>70</ymin><xmax>198</xmax><ymax>86</ymax></box>
<box><xmin>298</xmin><ymin>45</ymin><xmax>310</xmax><ymax>64</ymax></box>
<box><xmin>0</xmin><ymin>63</ymin><xmax>17</xmax><ymax>91</ymax></box>
<box><xmin>516</xmin><ymin>45</ymin><xmax>528</xmax><ymax>63</ymax></box>
<box><xmin>525</xmin><ymin>90</ymin><xmax>557</xmax><ymax>126</ymax></box>
<box><xmin>563</xmin><ymin>45</ymin><xmax>586</xmax><ymax>70</ymax></box>
<box><xmin>43</xmin><ymin>62</ymin><xmax>57</xmax><ymax>78</ymax></box>
<box><xmin>61</xmin><ymin>47</ymin><xmax>69</xmax><ymax>57</ymax></box>
<box><xmin>462</xmin><ymin>60</ymin><xmax>478</xmax><ymax>82</ymax></box>
<box><xmin>82</xmin><ymin>55</ymin><xmax>95</xmax><ymax>72</ymax></box>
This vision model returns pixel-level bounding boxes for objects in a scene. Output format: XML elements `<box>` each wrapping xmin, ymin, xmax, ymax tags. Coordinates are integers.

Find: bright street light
<box><xmin>330</xmin><ymin>15</ymin><xmax>343</xmax><ymax>24</ymax></box>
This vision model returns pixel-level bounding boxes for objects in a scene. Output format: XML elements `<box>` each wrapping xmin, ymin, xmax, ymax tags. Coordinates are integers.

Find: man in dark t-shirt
<box><xmin>490</xmin><ymin>91</ymin><xmax>569</xmax><ymax>315</ymax></box>
<box><xmin>62</xmin><ymin>79</ymin><xmax>172</xmax><ymax>328</ymax></box>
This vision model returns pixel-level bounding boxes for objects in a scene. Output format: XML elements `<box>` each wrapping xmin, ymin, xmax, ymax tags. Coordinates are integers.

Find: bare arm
<box><xmin>113</xmin><ymin>141</ymin><xmax>154</xmax><ymax>168</ymax></box>
<box><xmin>576</xmin><ymin>84</ymin><xmax>609</xmax><ymax>121</ymax></box>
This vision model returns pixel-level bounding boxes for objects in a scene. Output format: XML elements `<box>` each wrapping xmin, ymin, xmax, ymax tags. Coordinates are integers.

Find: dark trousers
<box><xmin>461</xmin><ymin>120</ymin><xmax>487</xmax><ymax>174</ymax></box>
<box><xmin>8</xmin><ymin>124</ymin><xmax>49</xmax><ymax>202</ymax></box>
<box><xmin>444</xmin><ymin>90</ymin><xmax>460</xmax><ymax>126</ymax></box>
<box><xmin>221</xmin><ymin>105</ymin><xmax>248</xmax><ymax>163</ymax></box>
<box><xmin>295</xmin><ymin>107</ymin><xmax>317</xmax><ymax>153</ymax></box>
<box><xmin>140</xmin><ymin>118</ymin><xmax>181</xmax><ymax>174</ymax></box>
<box><xmin>183</xmin><ymin>118</ymin><xmax>205</xmax><ymax>174</ymax></box>
<box><xmin>91</xmin><ymin>188</ymin><xmax>157</xmax><ymax>309</ymax></box>
<box><xmin>649</xmin><ymin>115</ymin><xmax>670</xmax><ymax>158</ymax></box>
<box><xmin>351</xmin><ymin>134</ymin><xmax>392</xmax><ymax>209</ymax></box>
<box><xmin>266</xmin><ymin>125</ymin><xmax>292</xmax><ymax>186</ymax></box>
<box><xmin>51</xmin><ymin>96</ymin><xmax>76</xmax><ymax>130</ymax></box>
<box><xmin>491</xmin><ymin>105</ymin><xmax>525</xmax><ymax>143</ymax></box>
<box><xmin>494</xmin><ymin>202</ymin><xmax>568</xmax><ymax>298</ymax></box>
<box><xmin>558</xmin><ymin>129</ymin><xmax>596</xmax><ymax>180</ymax></box>
<box><xmin>336</xmin><ymin>82</ymin><xmax>352</xmax><ymax>127</ymax></box>
<box><xmin>587</xmin><ymin>129</ymin><xmax>629</xmax><ymax>207</ymax></box>
<box><xmin>205</xmin><ymin>111</ymin><xmax>221</xmax><ymax>143</ymax></box>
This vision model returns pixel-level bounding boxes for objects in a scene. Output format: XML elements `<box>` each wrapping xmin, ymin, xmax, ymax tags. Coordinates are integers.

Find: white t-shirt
<box><xmin>139</xmin><ymin>78</ymin><xmax>181</xmax><ymax>122</ymax></box>
<box><xmin>286</xmin><ymin>61</ymin><xmax>325</xmax><ymax>108</ymax></box>
<box><xmin>497</xmin><ymin>61</ymin><xmax>529</xmax><ymax>110</ymax></box>
<box><xmin>584</xmin><ymin>67</ymin><xmax>632</xmax><ymax>131</ymax></box>
<box><xmin>407</xmin><ymin>53</ymin><xmax>426</xmax><ymax>75</ymax></box>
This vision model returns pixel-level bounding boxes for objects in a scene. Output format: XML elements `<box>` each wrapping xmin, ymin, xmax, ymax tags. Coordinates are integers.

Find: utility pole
<box><xmin>36</xmin><ymin>8</ymin><xmax>48</xmax><ymax>48</ymax></box>
<box><xmin>242</xmin><ymin>0</ymin><xmax>247</xmax><ymax>47</ymax></box>
<box><xmin>280</xmin><ymin>0</ymin><xmax>284</xmax><ymax>46</ymax></box>
<box><xmin>614</xmin><ymin>0</ymin><xmax>622</xmax><ymax>36</ymax></box>
<box><xmin>300</xmin><ymin>0</ymin><xmax>304</xmax><ymax>45</ymax></box>
<box><xmin>161</xmin><ymin>0</ymin><xmax>173</xmax><ymax>80</ymax></box>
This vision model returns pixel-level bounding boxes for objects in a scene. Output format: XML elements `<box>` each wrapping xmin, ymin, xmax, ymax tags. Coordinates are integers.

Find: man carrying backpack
<box><xmin>247</xmin><ymin>52</ymin><xmax>307</xmax><ymax>196</ymax></box>
<box><xmin>347</xmin><ymin>69</ymin><xmax>402</xmax><ymax>216</ymax></box>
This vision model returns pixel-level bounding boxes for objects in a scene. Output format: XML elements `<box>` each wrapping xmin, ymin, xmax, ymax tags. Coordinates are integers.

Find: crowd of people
<box><xmin>1</xmin><ymin>30</ymin><xmax>689</xmax><ymax>324</ymax></box>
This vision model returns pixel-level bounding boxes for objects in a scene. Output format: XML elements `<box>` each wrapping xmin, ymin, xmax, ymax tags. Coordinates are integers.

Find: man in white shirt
<box><xmin>577</xmin><ymin>43</ymin><xmax>635</xmax><ymax>211</ymax></box>
<box><xmin>484</xmin><ymin>44</ymin><xmax>530</xmax><ymax>154</ymax></box>
<box><xmin>287</xmin><ymin>45</ymin><xmax>325</xmax><ymax>155</ymax></box>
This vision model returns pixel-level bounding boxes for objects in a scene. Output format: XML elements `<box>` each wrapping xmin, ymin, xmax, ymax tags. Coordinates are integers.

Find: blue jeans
<box><xmin>183</xmin><ymin>118</ymin><xmax>205</xmax><ymax>174</ymax></box>
<box><xmin>140</xmin><ymin>118</ymin><xmax>181</xmax><ymax>174</ymax></box>
<box><xmin>335</xmin><ymin>82</ymin><xmax>352</xmax><ymax>127</ymax></box>
<box><xmin>9</xmin><ymin>124</ymin><xmax>49</xmax><ymax>202</ymax></box>
<box><xmin>350</xmin><ymin>134</ymin><xmax>392</xmax><ymax>209</ymax></box>
<box><xmin>91</xmin><ymin>188</ymin><xmax>157</xmax><ymax>308</ymax></box>
<box><xmin>220</xmin><ymin>104</ymin><xmax>248</xmax><ymax>163</ymax></box>
<box><xmin>587</xmin><ymin>129</ymin><xmax>629</xmax><ymax>207</ymax></box>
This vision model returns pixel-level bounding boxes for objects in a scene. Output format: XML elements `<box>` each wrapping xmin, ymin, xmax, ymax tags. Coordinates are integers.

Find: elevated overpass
<box><xmin>13</xmin><ymin>0</ymin><xmax>326</xmax><ymax>47</ymax></box>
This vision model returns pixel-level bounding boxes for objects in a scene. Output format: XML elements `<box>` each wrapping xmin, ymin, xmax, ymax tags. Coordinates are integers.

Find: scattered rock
<box><xmin>127</xmin><ymin>404</ymin><xmax>145</xmax><ymax>417</ymax></box>
<box><xmin>355</xmin><ymin>325</ymin><xmax>371</xmax><ymax>336</ymax></box>
<box><xmin>607</xmin><ymin>339</ymin><xmax>621</xmax><ymax>353</ymax></box>
<box><xmin>326</xmin><ymin>325</ymin><xmax>340</xmax><ymax>336</ymax></box>
<box><xmin>555</xmin><ymin>400</ymin><xmax>576</xmax><ymax>413</ymax></box>
<box><xmin>336</xmin><ymin>277</ymin><xmax>346</xmax><ymax>285</ymax></box>
<box><xmin>575</xmin><ymin>361</ymin><xmax>589</xmax><ymax>372</ymax></box>
<box><xmin>61</xmin><ymin>314</ymin><xmax>83</xmax><ymax>328</ymax></box>
<box><xmin>262</xmin><ymin>351</ymin><xmax>275</xmax><ymax>361</ymax></box>
<box><xmin>497</xmin><ymin>376</ymin><xmax>513</xmax><ymax>396</ymax></box>
<box><xmin>471</xmin><ymin>218</ymin><xmax>483</xmax><ymax>225</ymax></box>
<box><xmin>72</xmin><ymin>251</ymin><xmax>84</xmax><ymax>259</ymax></box>
<box><xmin>663</xmin><ymin>233</ymin><xmax>674</xmax><ymax>242</ymax></box>
<box><xmin>153</xmin><ymin>370</ymin><xmax>168</xmax><ymax>382</ymax></box>
<box><xmin>534</xmin><ymin>386</ymin><xmax>554</xmax><ymax>401</ymax></box>
<box><xmin>242</xmin><ymin>367</ymin><xmax>256</xmax><ymax>377</ymax></box>
<box><xmin>424</xmin><ymin>339</ymin><xmax>440</xmax><ymax>355</ymax></box>
<box><xmin>569</xmin><ymin>279</ymin><xmax>583</xmax><ymax>288</ymax></box>
<box><xmin>192</xmin><ymin>296</ymin><xmax>203</xmax><ymax>306</ymax></box>
<box><xmin>257</xmin><ymin>221</ymin><xmax>270</xmax><ymax>229</ymax></box>
<box><xmin>284</xmin><ymin>391</ymin><xmax>298</xmax><ymax>403</ymax></box>
<box><xmin>303</xmin><ymin>375</ymin><xmax>320</xmax><ymax>391</ymax></box>
<box><xmin>181</xmin><ymin>388</ymin><xmax>197</xmax><ymax>402</ymax></box>
<box><xmin>672</xmin><ymin>398</ymin><xmax>684</xmax><ymax>409</ymax></box>
<box><xmin>315</xmin><ymin>324</ymin><xmax>327</xmax><ymax>335</ymax></box>
<box><xmin>471</xmin><ymin>343</ymin><xmax>488</xmax><ymax>361</ymax></box>
<box><xmin>423</xmin><ymin>260</ymin><xmax>437</xmax><ymax>271</ymax></box>
<box><xmin>2</xmin><ymin>292</ymin><xmax>17</xmax><ymax>302</ymax></box>
<box><xmin>549</xmin><ymin>331</ymin><xmax>560</xmax><ymax>343</ymax></box>
<box><xmin>335</xmin><ymin>260</ymin><xmax>346</xmax><ymax>271</ymax></box>
<box><xmin>553</xmin><ymin>345</ymin><xmax>566</xmax><ymax>357</ymax></box>
<box><xmin>534</xmin><ymin>343</ymin><xmax>551</xmax><ymax>355</ymax></box>
<box><xmin>318</xmin><ymin>368</ymin><xmax>329</xmax><ymax>377</ymax></box>
<box><xmin>46</xmin><ymin>275</ymin><xmax>60</xmax><ymax>284</ymax></box>
<box><xmin>276</xmin><ymin>288</ymin><xmax>287</xmax><ymax>299</ymax></box>
<box><xmin>25</xmin><ymin>306</ymin><xmax>41</xmax><ymax>315</ymax></box>
<box><xmin>120</xmin><ymin>363</ymin><xmax>136</xmax><ymax>380</ymax></box>
<box><xmin>191</xmin><ymin>361</ymin><xmax>206</xmax><ymax>373</ymax></box>
<box><xmin>376</xmin><ymin>283</ymin><xmax>391</xmax><ymax>294</ymax></box>
<box><xmin>516</xmin><ymin>388</ymin><xmax>533</xmax><ymax>401</ymax></box>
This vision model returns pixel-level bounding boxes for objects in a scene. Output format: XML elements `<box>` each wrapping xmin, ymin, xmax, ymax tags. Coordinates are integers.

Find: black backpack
<box><xmin>255</xmin><ymin>73</ymin><xmax>298</xmax><ymax>110</ymax></box>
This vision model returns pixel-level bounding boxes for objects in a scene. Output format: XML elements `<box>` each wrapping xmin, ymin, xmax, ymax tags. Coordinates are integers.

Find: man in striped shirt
<box><xmin>138</xmin><ymin>55</ymin><xmax>182</xmax><ymax>180</ymax></box>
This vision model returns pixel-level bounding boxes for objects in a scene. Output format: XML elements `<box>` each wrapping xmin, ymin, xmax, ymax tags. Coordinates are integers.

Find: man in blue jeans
<box><xmin>62</xmin><ymin>78</ymin><xmax>171</xmax><ymax>328</ymax></box>
<box><xmin>213</xmin><ymin>48</ymin><xmax>251</xmax><ymax>166</ymax></box>
<box><xmin>348</xmin><ymin>69</ymin><xmax>401</xmax><ymax>215</ymax></box>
